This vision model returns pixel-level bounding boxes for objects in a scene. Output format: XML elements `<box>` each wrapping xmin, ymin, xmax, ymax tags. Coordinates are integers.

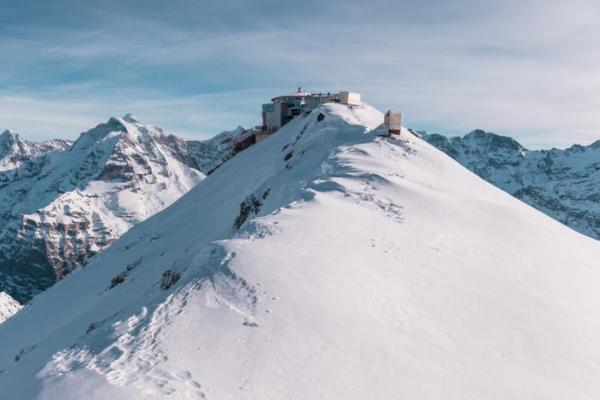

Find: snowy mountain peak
<box><xmin>121</xmin><ymin>113</ymin><xmax>139</xmax><ymax>124</ymax></box>
<box><xmin>0</xmin><ymin>128</ymin><xmax>71</xmax><ymax>175</ymax></box>
<box><xmin>562</xmin><ymin>139</ymin><xmax>600</xmax><ymax>154</ymax></box>
<box><xmin>0</xmin><ymin>128</ymin><xmax>19</xmax><ymax>140</ymax></box>
<box><xmin>0</xmin><ymin>117</ymin><xmax>205</xmax><ymax>302</ymax></box>
<box><xmin>462</xmin><ymin>129</ymin><xmax>527</xmax><ymax>152</ymax></box>
<box><xmin>114</xmin><ymin>114</ymin><xmax>146</xmax><ymax>138</ymax></box>
<box><xmin>72</xmin><ymin>118</ymin><xmax>127</xmax><ymax>148</ymax></box>
<box><xmin>71</xmin><ymin>115</ymin><xmax>164</xmax><ymax>155</ymax></box>
<box><xmin>0</xmin><ymin>130</ymin><xmax>22</xmax><ymax>157</ymax></box>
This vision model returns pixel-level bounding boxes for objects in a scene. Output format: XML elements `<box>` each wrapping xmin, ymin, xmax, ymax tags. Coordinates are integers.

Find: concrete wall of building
<box><xmin>340</xmin><ymin>91</ymin><xmax>361</xmax><ymax>106</ymax></box>
<box><xmin>263</xmin><ymin>91</ymin><xmax>350</xmax><ymax>133</ymax></box>
<box><xmin>264</xmin><ymin>108</ymin><xmax>278</xmax><ymax>132</ymax></box>
<box><xmin>272</xmin><ymin>101</ymin><xmax>284</xmax><ymax>131</ymax></box>
<box><xmin>385</xmin><ymin>111</ymin><xmax>403</xmax><ymax>131</ymax></box>
<box><xmin>303</xmin><ymin>94</ymin><xmax>337</xmax><ymax>111</ymax></box>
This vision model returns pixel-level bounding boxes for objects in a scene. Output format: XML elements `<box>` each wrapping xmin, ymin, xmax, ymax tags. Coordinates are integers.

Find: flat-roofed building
<box><xmin>384</xmin><ymin>110</ymin><xmax>403</xmax><ymax>136</ymax></box>
<box><xmin>340</xmin><ymin>91</ymin><xmax>361</xmax><ymax>106</ymax></box>
<box><xmin>262</xmin><ymin>88</ymin><xmax>341</xmax><ymax>133</ymax></box>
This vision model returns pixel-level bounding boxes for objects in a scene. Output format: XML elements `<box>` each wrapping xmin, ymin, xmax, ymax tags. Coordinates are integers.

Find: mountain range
<box><xmin>1</xmin><ymin>114</ymin><xmax>599</xmax><ymax>310</ymax></box>
<box><xmin>423</xmin><ymin>130</ymin><xmax>600</xmax><ymax>240</ymax></box>
<box><xmin>0</xmin><ymin>116</ymin><xmax>245</xmax><ymax>303</ymax></box>
<box><xmin>0</xmin><ymin>103</ymin><xmax>599</xmax><ymax>399</ymax></box>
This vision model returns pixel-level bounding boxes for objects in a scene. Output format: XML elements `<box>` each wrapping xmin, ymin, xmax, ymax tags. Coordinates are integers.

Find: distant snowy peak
<box><xmin>462</xmin><ymin>129</ymin><xmax>526</xmax><ymax>151</ymax></box>
<box><xmin>0</xmin><ymin>116</ymin><xmax>205</xmax><ymax>302</ymax></box>
<box><xmin>0</xmin><ymin>291</ymin><xmax>21</xmax><ymax>323</ymax></box>
<box><xmin>0</xmin><ymin>129</ymin><xmax>71</xmax><ymax>174</ymax></box>
<box><xmin>69</xmin><ymin>115</ymin><xmax>150</xmax><ymax>152</ymax></box>
<box><xmin>0</xmin><ymin>129</ymin><xmax>71</xmax><ymax>156</ymax></box>
<box><xmin>423</xmin><ymin>129</ymin><xmax>600</xmax><ymax>239</ymax></box>
<box><xmin>423</xmin><ymin>129</ymin><xmax>526</xmax><ymax>163</ymax></box>
<box><xmin>67</xmin><ymin>115</ymin><xmax>196</xmax><ymax>183</ymax></box>
<box><xmin>71</xmin><ymin>116</ymin><xmax>247</xmax><ymax>175</ymax></box>
<box><xmin>0</xmin><ymin>129</ymin><xmax>31</xmax><ymax>156</ymax></box>
<box><xmin>0</xmin><ymin>130</ymin><xmax>22</xmax><ymax>157</ymax></box>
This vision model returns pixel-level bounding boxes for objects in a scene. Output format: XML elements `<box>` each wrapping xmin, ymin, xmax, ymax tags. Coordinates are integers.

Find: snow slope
<box><xmin>1</xmin><ymin>103</ymin><xmax>599</xmax><ymax>399</ymax></box>
<box><xmin>0</xmin><ymin>291</ymin><xmax>21</xmax><ymax>323</ymax></box>
<box><xmin>0</xmin><ymin>115</ymin><xmax>204</xmax><ymax>302</ymax></box>
<box><xmin>424</xmin><ymin>130</ymin><xmax>600</xmax><ymax>240</ymax></box>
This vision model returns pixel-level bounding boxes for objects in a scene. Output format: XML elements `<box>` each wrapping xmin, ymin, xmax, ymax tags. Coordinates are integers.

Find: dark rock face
<box><xmin>423</xmin><ymin>130</ymin><xmax>600</xmax><ymax>240</ymax></box>
<box><xmin>234</xmin><ymin>194</ymin><xmax>263</xmax><ymax>229</ymax></box>
<box><xmin>160</xmin><ymin>270</ymin><xmax>181</xmax><ymax>290</ymax></box>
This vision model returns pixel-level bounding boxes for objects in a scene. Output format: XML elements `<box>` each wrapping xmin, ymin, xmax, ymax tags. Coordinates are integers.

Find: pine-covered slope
<box><xmin>1</xmin><ymin>104</ymin><xmax>599</xmax><ymax>399</ymax></box>
<box><xmin>423</xmin><ymin>129</ymin><xmax>600</xmax><ymax>240</ymax></box>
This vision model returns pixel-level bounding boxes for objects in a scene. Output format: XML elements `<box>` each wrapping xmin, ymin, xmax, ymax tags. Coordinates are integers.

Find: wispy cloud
<box><xmin>1</xmin><ymin>0</ymin><xmax>599</xmax><ymax>148</ymax></box>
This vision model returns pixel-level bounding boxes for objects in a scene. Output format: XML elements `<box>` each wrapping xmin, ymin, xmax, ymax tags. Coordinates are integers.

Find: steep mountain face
<box><xmin>0</xmin><ymin>291</ymin><xmax>21</xmax><ymax>323</ymax></box>
<box><xmin>423</xmin><ymin>129</ymin><xmax>600</xmax><ymax>240</ymax></box>
<box><xmin>0</xmin><ymin>115</ymin><xmax>204</xmax><ymax>302</ymax></box>
<box><xmin>1</xmin><ymin>104</ymin><xmax>599</xmax><ymax>399</ymax></box>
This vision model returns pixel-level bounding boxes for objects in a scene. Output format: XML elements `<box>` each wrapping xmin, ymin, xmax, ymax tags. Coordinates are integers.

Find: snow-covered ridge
<box><xmin>0</xmin><ymin>116</ymin><xmax>205</xmax><ymax>302</ymax></box>
<box><xmin>423</xmin><ymin>129</ymin><xmax>600</xmax><ymax>240</ymax></box>
<box><xmin>1</xmin><ymin>103</ymin><xmax>599</xmax><ymax>399</ymax></box>
<box><xmin>0</xmin><ymin>291</ymin><xmax>21</xmax><ymax>323</ymax></box>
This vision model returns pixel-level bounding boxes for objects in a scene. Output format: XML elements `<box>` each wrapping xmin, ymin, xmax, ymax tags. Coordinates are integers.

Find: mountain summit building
<box><xmin>261</xmin><ymin>88</ymin><xmax>361</xmax><ymax>133</ymax></box>
<box><xmin>233</xmin><ymin>88</ymin><xmax>363</xmax><ymax>154</ymax></box>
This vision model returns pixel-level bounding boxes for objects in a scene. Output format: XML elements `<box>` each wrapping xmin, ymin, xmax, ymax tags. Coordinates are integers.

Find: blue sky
<box><xmin>1</xmin><ymin>0</ymin><xmax>599</xmax><ymax>148</ymax></box>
